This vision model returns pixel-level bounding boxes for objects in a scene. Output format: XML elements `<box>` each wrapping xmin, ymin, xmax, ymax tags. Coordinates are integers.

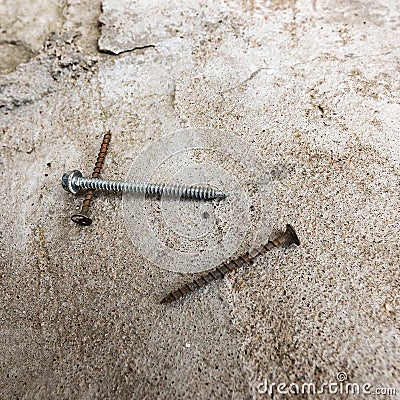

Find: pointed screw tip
<box><xmin>214</xmin><ymin>191</ymin><xmax>228</xmax><ymax>200</ymax></box>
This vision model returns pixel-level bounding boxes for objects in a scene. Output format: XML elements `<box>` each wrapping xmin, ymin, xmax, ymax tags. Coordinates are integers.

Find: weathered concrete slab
<box><xmin>0</xmin><ymin>0</ymin><xmax>63</xmax><ymax>73</ymax></box>
<box><xmin>0</xmin><ymin>0</ymin><xmax>62</xmax><ymax>51</ymax></box>
<box><xmin>0</xmin><ymin>0</ymin><xmax>399</xmax><ymax>399</ymax></box>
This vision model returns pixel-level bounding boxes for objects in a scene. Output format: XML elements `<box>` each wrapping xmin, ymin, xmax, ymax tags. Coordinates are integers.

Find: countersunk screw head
<box><xmin>62</xmin><ymin>170</ymin><xmax>82</xmax><ymax>194</ymax></box>
<box><xmin>71</xmin><ymin>213</ymin><xmax>92</xmax><ymax>226</ymax></box>
<box><xmin>285</xmin><ymin>224</ymin><xmax>300</xmax><ymax>246</ymax></box>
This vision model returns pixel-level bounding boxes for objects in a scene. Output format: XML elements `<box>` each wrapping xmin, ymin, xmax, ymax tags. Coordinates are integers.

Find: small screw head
<box><xmin>62</xmin><ymin>170</ymin><xmax>82</xmax><ymax>194</ymax></box>
<box><xmin>71</xmin><ymin>214</ymin><xmax>93</xmax><ymax>226</ymax></box>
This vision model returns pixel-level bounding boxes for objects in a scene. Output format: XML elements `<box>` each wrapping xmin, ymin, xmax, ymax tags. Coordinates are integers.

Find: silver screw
<box><xmin>62</xmin><ymin>170</ymin><xmax>227</xmax><ymax>200</ymax></box>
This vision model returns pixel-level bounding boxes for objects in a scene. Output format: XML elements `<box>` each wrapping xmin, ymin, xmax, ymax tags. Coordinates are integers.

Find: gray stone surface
<box><xmin>0</xmin><ymin>0</ymin><xmax>62</xmax><ymax>70</ymax></box>
<box><xmin>1</xmin><ymin>0</ymin><xmax>399</xmax><ymax>399</ymax></box>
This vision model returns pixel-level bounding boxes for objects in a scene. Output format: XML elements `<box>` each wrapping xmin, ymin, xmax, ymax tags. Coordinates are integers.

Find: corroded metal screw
<box><xmin>62</xmin><ymin>171</ymin><xmax>227</xmax><ymax>200</ymax></box>
<box><xmin>71</xmin><ymin>131</ymin><xmax>111</xmax><ymax>226</ymax></box>
<box><xmin>161</xmin><ymin>224</ymin><xmax>300</xmax><ymax>304</ymax></box>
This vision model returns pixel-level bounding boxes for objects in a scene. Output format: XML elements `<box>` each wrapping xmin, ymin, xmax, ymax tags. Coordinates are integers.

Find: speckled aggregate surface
<box><xmin>0</xmin><ymin>1</ymin><xmax>399</xmax><ymax>399</ymax></box>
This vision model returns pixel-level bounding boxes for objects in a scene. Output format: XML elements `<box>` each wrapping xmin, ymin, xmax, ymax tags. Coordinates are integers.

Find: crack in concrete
<box><xmin>98</xmin><ymin>44</ymin><xmax>156</xmax><ymax>56</ymax></box>
<box><xmin>222</xmin><ymin>47</ymin><xmax>398</xmax><ymax>97</ymax></box>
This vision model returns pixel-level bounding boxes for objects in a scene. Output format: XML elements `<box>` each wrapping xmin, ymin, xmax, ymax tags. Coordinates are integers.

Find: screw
<box><xmin>62</xmin><ymin>171</ymin><xmax>227</xmax><ymax>200</ymax></box>
<box><xmin>161</xmin><ymin>224</ymin><xmax>300</xmax><ymax>304</ymax></box>
<box><xmin>71</xmin><ymin>131</ymin><xmax>112</xmax><ymax>226</ymax></box>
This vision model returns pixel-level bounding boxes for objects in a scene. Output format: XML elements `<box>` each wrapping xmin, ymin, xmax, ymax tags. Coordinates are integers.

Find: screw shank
<box><xmin>83</xmin><ymin>131</ymin><xmax>112</xmax><ymax>210</ymax></box>
<box><xmin>71</xmin><ymin>131</ymin><xmax>112</xmax><ymax>226</ymax></box>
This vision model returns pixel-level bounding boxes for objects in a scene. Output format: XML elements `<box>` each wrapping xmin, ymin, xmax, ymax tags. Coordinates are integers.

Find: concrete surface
<box><xmin>1</xmin><ymin>0</ymin><xmax>399</xmax><ymax>399</ymax></box>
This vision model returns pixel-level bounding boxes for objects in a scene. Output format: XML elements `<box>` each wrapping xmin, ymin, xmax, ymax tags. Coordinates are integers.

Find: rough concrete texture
<box><xmin>1</xmin><ymin>0</ymin><xmax>399</xmax><ymax>399</ymax></box>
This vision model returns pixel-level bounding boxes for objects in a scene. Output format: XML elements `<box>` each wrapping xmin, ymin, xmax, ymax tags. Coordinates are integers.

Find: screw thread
<box><xmin>92</xmin><ymin>132</ymin><xmax>111</xmax><ymax>179</ymax></box>
<box><xmin>72</xmin><ymin>131</ymin><xmax>112</xmax><ymax>226</ymax></box>
<box><xmin>72</xmin><ymin>175</ymin><xmax>226</xmax><ymax>200</ymax></box>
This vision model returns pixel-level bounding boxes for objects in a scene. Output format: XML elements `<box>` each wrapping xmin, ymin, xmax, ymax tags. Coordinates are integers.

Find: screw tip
<box><xmin>213</xmin><ymin>191</ymin><xmax>228</xmax><ymax>200</ymax></box>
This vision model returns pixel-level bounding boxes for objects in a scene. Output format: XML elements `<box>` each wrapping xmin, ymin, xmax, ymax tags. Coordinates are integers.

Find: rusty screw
<box><xmin>71</xmin><ymin>131</ymin><xmax>112</xmax><ymax>226</ymax></box>
<box><xmin>161</xmin><ymin>224</ymin><xmax>300</xmax><ymax>304</ymax></box>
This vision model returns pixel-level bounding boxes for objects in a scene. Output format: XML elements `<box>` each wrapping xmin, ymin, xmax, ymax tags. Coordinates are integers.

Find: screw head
<box><xmin>62</xmin><ymin>170</ymin><xmax>82</xmax><ymax>194</ymax></box>
<box><xmin>285</xmin><ymin>224</ymin><xmax>300</xmax><ymax>246</ymax></box>
<box><xmin>71</xmin><ymin>213</ymin><xmax>93</xmax><ymax>226</ymax></box>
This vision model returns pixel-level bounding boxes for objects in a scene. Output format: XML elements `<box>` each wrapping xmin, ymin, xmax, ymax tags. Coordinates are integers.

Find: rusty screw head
<box><xmin>71</xmin><ymin>213</ymin><xmax>93</xmax><ymax>226</ymax></box>
<box><xmin>281</xmin><ymin>224</ymin><xmax>300</xmax><ymax>246</ymax></box>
